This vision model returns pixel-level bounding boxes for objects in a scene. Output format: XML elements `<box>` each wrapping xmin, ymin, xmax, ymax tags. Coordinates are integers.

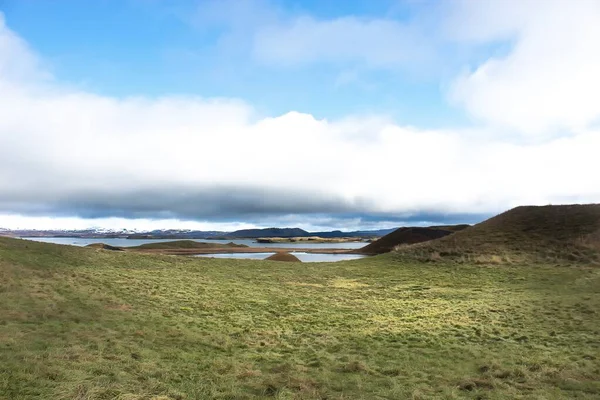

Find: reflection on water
<box><xmin>194</xmin><ymin>252</ymin><xmax>366</xmax><ymax>263</ymax></box>
<box><xmin>291</xmin><ymin>252</ymin><xmax>365</xmax><ymax>262</ymax></box>
<box><xmin>22</xmin><ymin>237</ymin><xmax>367</xmax><ymax>250</ymax></box>
<box><xmin>195</xmin><ymin>252</ymin><xmax>276</xmax><ymax>260</ymax></box>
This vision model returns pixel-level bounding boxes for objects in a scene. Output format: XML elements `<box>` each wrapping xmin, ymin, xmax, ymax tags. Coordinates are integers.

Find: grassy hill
<box><xmin>359</xmin><ymin>225</ymin><xmax>470</xmax><ymax>255</ymax></box>
<box><xmin>85</xmin><ymin>243</ymin><xmax>123</xmax><ymax>251</ymax></box>
<box><xmin>395</xmin><ymin>204</ymin><xmax>600</xmax><ymax>264</ymax></box>
<box><xmin>265</xmin><ymin>252</ymin><xmax>301</xmax><ymax>262</ymax></box>
<box><xmin>1</xmin><ymin>233</ymin><xmax>599</xmax><ymax>399</ymax></box>
<box><xmin>223</xmin><ymin>228</ymin><xmax>309</xmax><ymax>238</ymax></box>
<box><xmin>359</xmin><ymin>227</ymin><xmax>456</xmax><ymax>254</ymax></box>
<box><xmin>128</xmin><ymin>240</ymin><xmax>248</xmax><ymax>250</ymax></box>
<box><xmin>429</xmin><ymin>224</ymin><xmax>471</xmax><ymax>232</ymax></box>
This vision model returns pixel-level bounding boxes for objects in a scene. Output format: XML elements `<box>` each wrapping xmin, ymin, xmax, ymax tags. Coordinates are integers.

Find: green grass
<box><xmin>1</xmin><ymin>237</ymin><xmax>599</xmax><ymax>399</ymax></box>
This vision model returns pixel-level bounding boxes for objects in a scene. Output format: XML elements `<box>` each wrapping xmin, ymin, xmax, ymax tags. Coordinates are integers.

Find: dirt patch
<box><xmin>265</xmin><ymin>252</ymin><xmax>301</xmax><ymax>262</ymax></box>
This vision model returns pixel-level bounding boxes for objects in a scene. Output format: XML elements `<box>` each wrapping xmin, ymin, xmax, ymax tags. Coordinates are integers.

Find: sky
<box><xmin>0</xmin><ymin>0</ymin><xmax>599</xmax><ymax>232</ymax></box>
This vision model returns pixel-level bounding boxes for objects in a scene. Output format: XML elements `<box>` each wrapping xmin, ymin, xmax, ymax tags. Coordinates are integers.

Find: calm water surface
<box><xmin>195</xmin><ymin>252</ymin><xmax>276</xmax><ymax>260</ymax></box>
<box><xmin>22</xmin><ymin>237</ymin><xmax>367</xmax><ymax>250</ymax></box>
<box><xmin>195</xmin><ymin>252</ymin><xmax>366</xmax><ymax>263</ymax></box>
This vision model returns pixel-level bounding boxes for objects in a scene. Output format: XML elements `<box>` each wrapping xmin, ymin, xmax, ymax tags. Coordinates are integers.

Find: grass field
<box><xmin>1</xmin><ymin>237</ymin><xmax>599</xmax><ymax>399</ymax></box>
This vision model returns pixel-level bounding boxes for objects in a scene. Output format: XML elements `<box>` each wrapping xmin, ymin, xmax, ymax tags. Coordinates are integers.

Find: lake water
<box><xmin>194</xmin><ymin>252</ymin><xmax>366</xmax><ymax>263</ymax></box>
<box><xmin>21</xmin><ymin>237</ymin><xmax>367</xmax><ymax>250</ymax></box>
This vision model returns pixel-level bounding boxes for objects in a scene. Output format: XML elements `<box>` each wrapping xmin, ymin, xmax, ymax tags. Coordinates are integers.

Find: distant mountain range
<box><xmin>218</xmin><ymin>228</ymin><xmax>309</xmax><ymax>238</ymax></box>
<box><xmin>214</xmin><ymin>227</ymin><xmax>398</xmax><ymax>239</ymax></box>
<box><xmin>0</xmin><ymin>227</ymin><xmax>398</xmax><ymax>239</ymax></box>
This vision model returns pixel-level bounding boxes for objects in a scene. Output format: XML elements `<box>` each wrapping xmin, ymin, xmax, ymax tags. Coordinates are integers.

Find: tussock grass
<box><xmin>0</xmin><ymin>236</ymin><xmax>599</xmax><ymax>399</ymax></box>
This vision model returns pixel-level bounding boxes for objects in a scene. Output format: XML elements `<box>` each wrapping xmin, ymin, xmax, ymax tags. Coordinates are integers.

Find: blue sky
<box><xmin>0</xmin><ymin>0</ymin><xmax>599</xmax><ymax>231</ymax></box>
<box><xmin>2</xmin><ymin>0</ymin><xmax>466</xmax><ymax>126</ymax></box>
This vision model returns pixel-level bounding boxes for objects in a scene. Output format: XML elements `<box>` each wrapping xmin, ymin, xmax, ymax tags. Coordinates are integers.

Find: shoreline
<box><xmin>128</xmin><ymin>247</ymin><xmax>358</xmax><ymax>255</ymax></box>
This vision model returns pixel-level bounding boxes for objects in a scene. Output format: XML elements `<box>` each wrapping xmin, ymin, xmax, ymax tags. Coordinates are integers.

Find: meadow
<box><xmin>1</xmin><ymin>237</ymin><xmax>599</xmax><ymax>399</ymax></box>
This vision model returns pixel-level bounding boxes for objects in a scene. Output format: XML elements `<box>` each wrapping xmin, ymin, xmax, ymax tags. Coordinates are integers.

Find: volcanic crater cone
<box><xmin>395</xmin><ymin>204</ymin><xmax>600</xmax><ymax>264</ymax></box>
<box><xmin>360</xmin><ymin>227</ymin><xmax>460</xmax><ymax>255</ymax></box>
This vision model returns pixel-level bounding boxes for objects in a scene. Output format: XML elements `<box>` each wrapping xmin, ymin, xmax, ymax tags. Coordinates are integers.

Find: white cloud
<box><xmin>247</xmin><ymin>0</ymin><xmax>600</xmax><ymax>137</ymax></box>
<box><xmin>0</xmin><ymin>13</ymin><xmax>49</xmax><ymax>86</ymax></box>
<box><xmin>0</xmin><ymin>10</ymin><xmax>599</xmax><ymax>231</ymax></box>
<box><xmin>188</xmin><ymin>0</ymin><xmax>434</xmax><ymax>71</ymax></box>
<box><xmin>449</xmin><ymin>0</ymin><xmax>600</xmax><ymax>136</ymax></box>
<box><xmin>253</xmin><ymin>15</ymin><xmax>433</xmax><ymax>68</ymax></box>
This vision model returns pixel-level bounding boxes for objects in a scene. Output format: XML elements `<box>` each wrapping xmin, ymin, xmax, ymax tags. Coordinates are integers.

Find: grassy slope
<box><xmin>129</xmin><ymin>240</ymin><xmax>248</xmax><ymax>250</ymax></box>
<box><xmin>86</xmin><ymin>243</ymin><xmax>123</xmax><ymax>251</ymax></box>
<box><xmin>398</xmin><ymin>205</ymin><xmax>600</xmax><ymax>264</ymax></box>
<box><xmin>429</xmin><ymin>225</ymin><xmax>471</xmax><ymax>233</ymax></box>
<box><xmin>360</xmin><ymin>228</ymin><xmax>454</xmax><ymax>255</ymax></box>
<box><xmin>1</xmin><ymin>237</ymin><xmax>599</xmax><ymax>399</ymax></box>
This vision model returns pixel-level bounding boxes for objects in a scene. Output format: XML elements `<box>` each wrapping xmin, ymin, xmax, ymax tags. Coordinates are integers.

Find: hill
<box><xmin>428</xmin><ymin>224</ymin><xmax>471</xmax><ymax>232</ymax></box>
<box><xmin>85</xmin><ymin>243</ymin><xmax>123</xmax><ymax>251</ymax></box>
<box><xmin>216</xmin><ymin>228</ymin><xmax>397</xmax><ymax>239</ymax></box>
<box><xmin>359</xmin><ymin>227</ymin><xmax>456</xmax><ymax>254</ymax></box>
<box><xmin>1</xmin><ymin>227</ymin><xmax>396</xmax><ymax>240</ymax></box>
<box><xmin>309</xmin><ymin>228</ymin><xmax>397</xmax><ymax>238</ymax></box>
<box><xmin>265</xmin><ymin>252</ymin><xmax>302</xmax><ymax>262</ymax></box>
<box><xmin>128</xmin><ymin>240</ymin><xmax>247</xmax><ymax>250</ymax></box>
<box><xmin>256</xmin><ymin>236</ymin><xmax>365</xmax><ymax>243</ymax></box>
<box><xmin>396</xmin><ymin>204</ymin><xmax>600</xmax><ymax>264</ymax></box>
<box><xmin>222</xmin><ymin>228</ymin><xmax>310</xmax><ymax>238</ymax></box>
<box><xmin>126</xmin><ymin>230</ymin><xmax>225</xmax><ymax>239</ymax></box>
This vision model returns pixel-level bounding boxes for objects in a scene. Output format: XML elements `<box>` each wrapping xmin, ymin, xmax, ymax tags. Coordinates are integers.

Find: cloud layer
<box><xmin>449</xmin><ymin>0</ymin><xmax>600</xmax><ymax>136</ymax></box>
<box><xmin>1</xmin><ymin>2</ymin><xmax>600</xmax><ymax>230</ymax></box>
<box><xmin>253</xmin><ymin>15</ymin><xmax>432</xmax><ymax>69</ymax></box>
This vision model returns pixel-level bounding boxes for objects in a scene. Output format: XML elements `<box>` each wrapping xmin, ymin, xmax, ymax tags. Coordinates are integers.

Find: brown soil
<box><xmin>265</xmin><ymin>252</ymin><xmax>302</xmax><ymax>262</ymax></box>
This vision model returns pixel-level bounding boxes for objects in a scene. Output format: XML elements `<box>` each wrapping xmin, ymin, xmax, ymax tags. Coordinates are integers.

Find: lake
<box><xmin>21</xmin><ymin>237</ymin><xmax>368</xmax><ymax>250</ymax></box>
<box><xmin>194</xmin><ymin>252</ymin><xmax>366</xmax><ymax>263</ymax></box>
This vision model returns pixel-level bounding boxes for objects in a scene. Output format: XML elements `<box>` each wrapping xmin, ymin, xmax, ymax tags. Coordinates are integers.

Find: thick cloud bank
<box><xmin>1</xmin><ymin>3</ymin><xmax>600</xmax><ymax>230</ymax></box>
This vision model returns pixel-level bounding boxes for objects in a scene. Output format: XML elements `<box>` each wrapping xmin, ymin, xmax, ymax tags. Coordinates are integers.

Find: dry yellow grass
<box><xmin>0</xmin><ymin>234</ymin><xmax>599</xmax><ymax>399</ymax></box>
